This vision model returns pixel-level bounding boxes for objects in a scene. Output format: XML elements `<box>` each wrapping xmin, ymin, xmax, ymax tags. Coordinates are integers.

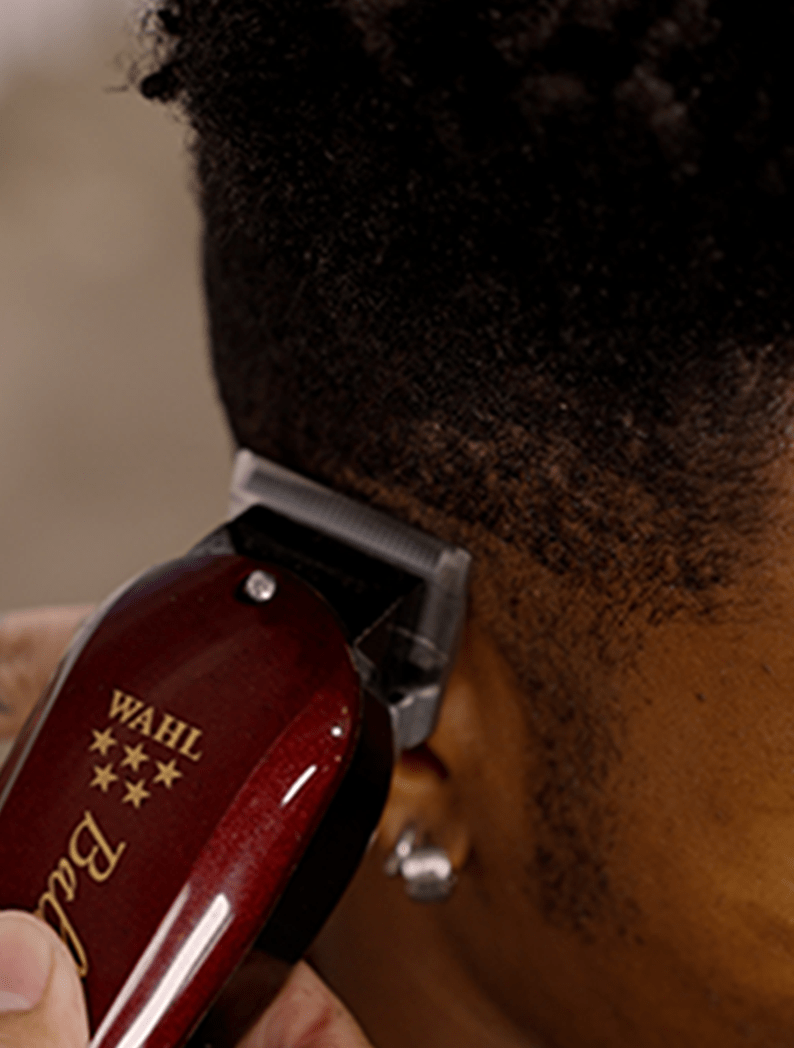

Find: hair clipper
<box><xmin>0</xmin><ymin>450</ymin><xmax>470</xmax><ymax>1048</ymax></box>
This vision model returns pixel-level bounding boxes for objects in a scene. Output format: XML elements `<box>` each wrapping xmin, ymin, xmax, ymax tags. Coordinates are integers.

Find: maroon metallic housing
<box><xmin>0</xmin><ymin>553</ymin><xmax>391</xmax><ymax>1047</ymax></box>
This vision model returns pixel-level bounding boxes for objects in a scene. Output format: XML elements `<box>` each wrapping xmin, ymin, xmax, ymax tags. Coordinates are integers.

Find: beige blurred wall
<box><xmin>0</xmin><ymin>22</ymin><xmax>232</xmax><ymax>614</ymax></box>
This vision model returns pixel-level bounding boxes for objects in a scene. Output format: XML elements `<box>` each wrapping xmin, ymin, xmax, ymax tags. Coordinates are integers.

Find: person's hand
<box><xmin>0</xmin><ymin>910</ymin><xmax>90</xmax><ymax>1048</ymax></box>
<box><xmin>0</xmin><ymin>605</ymin><xmax>94</xmax><ymax>738</ymax></box>
<box><xmin>0</xmin><ymin>909</ymin><xmax>373</xmax><ymax>1048</ymax></box>
<box><xmin>237</xmin><ymin>962</ymin><xmax>375</xmax><ymax>1048</ymax></box>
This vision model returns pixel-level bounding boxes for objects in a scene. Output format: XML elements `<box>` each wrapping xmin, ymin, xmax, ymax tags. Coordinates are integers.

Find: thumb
<box><xmin>239</xmin><ymin>961</ymin><xmax>375</xmax><ymax>1048</ymax></box>
<box><xmin>0</xmin><ymin>910</ymin><xmax>89</xmax><ymax>1048</ymax></box>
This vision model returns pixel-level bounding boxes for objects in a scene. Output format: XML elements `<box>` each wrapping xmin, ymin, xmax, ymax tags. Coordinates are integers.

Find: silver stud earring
<box><xmin>384</xmin><ymin>826</ymin><xmax>457</xmax><ymax>902</ymax></box>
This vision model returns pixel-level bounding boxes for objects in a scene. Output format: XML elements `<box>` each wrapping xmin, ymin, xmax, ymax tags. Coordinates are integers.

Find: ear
<box><xmin>375</xmin><ymin>617</ymin><xmax>516</xmax><ymax>876</ymax></box>
<box><xmin>375</xmin><ymin>615</ymin><xmax>535</xmax><ymax>883</ymax></box>
<box><xmin>310</xmin><ymin>617</ymin><xmax>538</xmax><ymax>1036</ymax></box>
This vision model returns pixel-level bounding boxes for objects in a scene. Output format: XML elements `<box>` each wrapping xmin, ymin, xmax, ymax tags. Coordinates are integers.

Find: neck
<box><xmin>310</xmin><ymin>843</ymin><xmax>542</xmax><ymax>1048</ymax></box>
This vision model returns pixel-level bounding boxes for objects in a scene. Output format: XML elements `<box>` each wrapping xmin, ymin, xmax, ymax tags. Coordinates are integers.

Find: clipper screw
<box><xmin>244</xmin><ymin>570</ymin><xmax>278</xmax><ymax>603</ymax></box>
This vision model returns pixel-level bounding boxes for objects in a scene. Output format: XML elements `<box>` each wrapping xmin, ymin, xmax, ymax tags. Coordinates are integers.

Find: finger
<box><xmin>0</xmin><ymin>910</ymin><xmax>89</xmax><ymax>1048</ymax></box>
<box><xmin>186</xmin><ymin>949</ymin><xmax>291</xmax><ymax>1048</ymax></box>
<box><xmin>0</xmin><ymin>606</ymin><xmax>94</xmax><ymax>737</ymax></box>
<box><xmin>238</xmin><ymin>961</ymin><xmax>375</xmax><ymax>1048</ymax></box>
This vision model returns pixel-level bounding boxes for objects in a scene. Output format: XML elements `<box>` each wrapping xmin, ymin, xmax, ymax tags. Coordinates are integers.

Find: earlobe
<box><xmin>377</xmin><ymin>749</ymin><xmax>472</xmax><ymax>877</ymax></box>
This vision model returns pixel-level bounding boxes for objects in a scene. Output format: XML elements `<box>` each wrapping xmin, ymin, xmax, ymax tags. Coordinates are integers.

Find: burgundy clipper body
<box><xmin>0</xmin><ymin>451</ymin><xmax>470</xmax><ymax>1048</ymax></box>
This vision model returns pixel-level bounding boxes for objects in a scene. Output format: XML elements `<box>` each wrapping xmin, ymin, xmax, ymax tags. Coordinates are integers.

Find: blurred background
<box><xmin>0</xmin><ymin>0</ymin><xmax>231</xmax><ymax>615</ymax></box>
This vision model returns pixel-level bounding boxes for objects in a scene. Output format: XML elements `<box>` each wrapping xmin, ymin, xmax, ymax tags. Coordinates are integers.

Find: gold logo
<box><xmin>86</xmin><ymin>690</ymin><xmax>205</xmax><ymax>810</ymax></box>
<box><xmin>36</xmin><ymin>690</ymin><xmax>207</xmax><ymax>976</ymax></box>
<box><xmin>108</xmin><ymin>689</ymin><xmax>203</xmax><ymax>762</ymax></box>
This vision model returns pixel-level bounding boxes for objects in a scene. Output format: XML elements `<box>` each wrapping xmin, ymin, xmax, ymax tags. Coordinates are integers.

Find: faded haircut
<box><xmin>140</xmin><ymin>0</ymin><xmax>794</xmax><ymax>927</ymax></box>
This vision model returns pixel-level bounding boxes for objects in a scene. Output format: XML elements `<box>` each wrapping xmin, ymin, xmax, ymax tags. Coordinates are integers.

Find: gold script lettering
<box><xmin>35</xmin><ymin>855</ymin><xmax>87</xmax><ymax>976</ymax></box>
<box><xmin>36</xmin><ymin>811</ymin><xmax>126</xmax><ymax>979</ymax></box>
<box><xmin>48</xmin><ymin>858</ymin><xmax>77</xmax><ymax>902</ymax></box>
<box><xmin>35</xmin><ymin>879</ymin><xmax>89</xmax><ymax>978</ymax></box>
<box><xmin>69</xmin><ymin>810</ymin><xmax>127</xmax><ymax>884</ymax></box>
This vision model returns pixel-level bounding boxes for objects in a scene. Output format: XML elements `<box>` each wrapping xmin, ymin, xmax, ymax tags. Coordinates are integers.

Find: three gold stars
<box><xmin>153</xmin><ymin>759</ymin><xmax>182</xmax><ymax>789</ymax></box>
<box><xmin>89</xmin><ymin>727</ymin><xmax>117</xmax><ymax>757</ymax></box>
<box><xmin>121</xmin><ymin>743</ymin><xmax>149</xmax><ymax>773</ymax></box>
<box><xmin>90</xmin><ymin>763</ymin><xmax>119</xmax><ymax>793</ymax></box>
<box><xmin>122</xmin><ymin>779</ymin><xmax>151</xmax><ymax>809</ymax></box>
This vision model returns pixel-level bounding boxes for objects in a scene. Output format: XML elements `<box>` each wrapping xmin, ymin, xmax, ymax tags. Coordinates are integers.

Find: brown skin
<box><xmin>312</xmin><ymin>519</ymin><xmax>794</xmax><ymax>1048</ymax></box>
<box><xmin>9</xmin><ymin>521</ymin><xmax>794</xmax><ymax>1047</ymax></box>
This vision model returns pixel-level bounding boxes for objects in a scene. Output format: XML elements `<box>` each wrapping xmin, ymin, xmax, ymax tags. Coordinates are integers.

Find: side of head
<box><xmin>140</xmin><ymin>4</ymin><xmax>794</xmax><ymax>1045</ymax></box>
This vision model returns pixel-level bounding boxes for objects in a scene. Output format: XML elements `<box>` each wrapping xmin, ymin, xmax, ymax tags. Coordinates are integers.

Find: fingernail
<box><xmin>0</xmin><ymin>912</ymin><xmax>53</xmax><ymax>1013</ymax></box>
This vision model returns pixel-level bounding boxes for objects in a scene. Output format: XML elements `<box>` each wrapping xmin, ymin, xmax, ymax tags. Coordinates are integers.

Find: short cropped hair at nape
<box><xmin>139</xmin><ymin>0</ymin><xmax>794</xmax><ymax>931</ymax></box>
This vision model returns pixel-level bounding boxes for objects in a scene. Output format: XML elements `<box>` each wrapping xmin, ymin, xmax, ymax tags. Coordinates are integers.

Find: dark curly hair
<box><xmin>140</xmin><ymin>0</ymin><xmax>794</xmax><ymax>588</ymax></box>
<box><xmin>140</xmin><ymin>0</ymin><xmax>794</xmax><ymax>928</ymax></box>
